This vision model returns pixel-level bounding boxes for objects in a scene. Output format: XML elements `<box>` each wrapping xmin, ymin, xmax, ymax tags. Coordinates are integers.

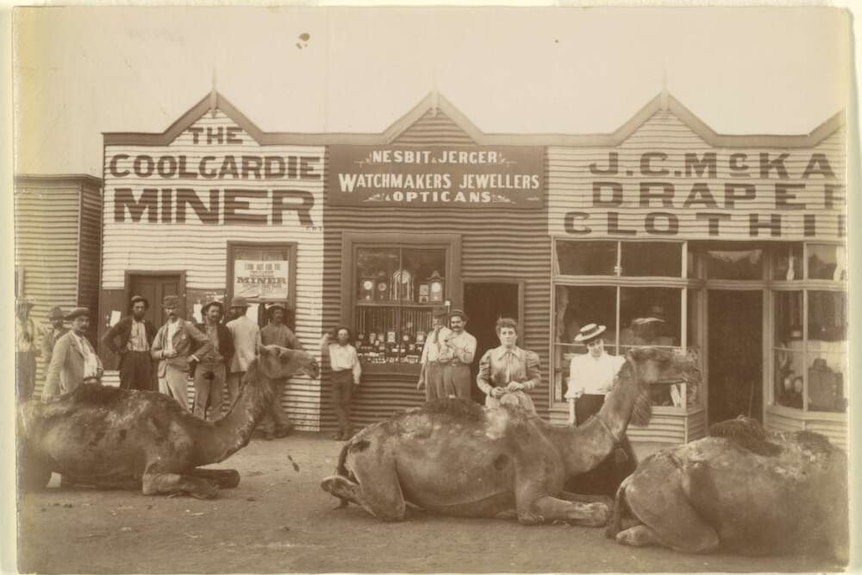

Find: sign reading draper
<box><xmin>328</xmin><ymin>146</ymin><xmax>544</xmax><ymax>207</ymax></box>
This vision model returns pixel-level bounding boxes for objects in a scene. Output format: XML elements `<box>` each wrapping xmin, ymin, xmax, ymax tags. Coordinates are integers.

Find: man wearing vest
<box><xmin>438</xmin><ymin>309</ymin><xmax>478</xmax><ymax>400</ymax></box>
<box><xmin>43</xmin><ymin>307</ymin><xmax>103</xmax><ymax>399</ymax></box>
<box><xmin>102</xmin><ymin>295</ymin><xmax>157</xmax><ymax>391</ymax></box>
<box><xmin>191</xmin><ymin>299</ymin><xmax>234</xmax><ymax>420</ymax></box>
<box><xmin>416</xmin><ymin>307</ymin><xmax>451</xmax><ymax>401</ymax></box>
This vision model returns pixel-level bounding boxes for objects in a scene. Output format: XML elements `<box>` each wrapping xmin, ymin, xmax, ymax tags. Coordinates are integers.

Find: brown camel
<box><xmin>320</xmin><ymin>347</ymin><xmax>700</xmax><ymax>525</ymax></box>
<box><xmin>606</xmin><ymin>416</ymin><xmax>848</xmax><ymax>562</ymax></box>
<box><xmin>18</xmin><ymin>345</ymin><xmax>319</xmax><ymax>499</ymax></box>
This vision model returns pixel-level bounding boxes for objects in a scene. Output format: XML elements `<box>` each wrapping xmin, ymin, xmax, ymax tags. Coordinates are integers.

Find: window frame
<box><xmin>226</xmin><ymin>241</ymin><xmax>298</xmax><ymax>325</ymax></box>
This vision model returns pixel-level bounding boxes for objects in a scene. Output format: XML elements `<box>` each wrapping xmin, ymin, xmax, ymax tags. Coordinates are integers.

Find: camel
<box><xmin>606</xmin><ymin>416</ymin><xmax>848</xmax><ymax>562</ymax></box>
<box><xmin>17</xmin><ymin>345</ymin><xmax>319</xmax><ymax>499</ymax></box>
<box><xmin>320</xmin><ymin>347</ymin><xmax>700</xmax><ymax>526</ymax></box>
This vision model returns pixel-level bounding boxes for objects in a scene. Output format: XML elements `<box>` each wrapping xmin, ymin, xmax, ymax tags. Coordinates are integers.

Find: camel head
<box><xmin>257</xmin><ymin>345</ymin><xmax>321</xmax><ymax>380</ymax></box>
<box><xmin>617</xmin><ymin>347</ymin><xmax>701</xmax><ymax>425</ymax></box>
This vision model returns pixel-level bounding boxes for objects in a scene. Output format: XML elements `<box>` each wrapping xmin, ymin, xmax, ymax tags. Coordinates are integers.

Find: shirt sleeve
<box><xmin>456</xmin><ymin>334</ymin><xmax>477</xmax><ymax>364</ymax></box>
<box><xmin>565</xmin><ymin>356</ymin><xmax>581</xmax><ymax>399</ymax></box>
<box><xmin>351</xmin><ymin>346</ymin><xmax>362</xmax><ymax>383</ymax></box>
<box><xmin>476</xmin><ymin>351</ymin><xmax>493</xmax><ymax>396</ymax></box>
<box><xmin>522</xmin><ymin>350</ymin><xmax>541</xmax><ymax>390</ymax></box>
<box><xmin>43</xmin><ymin>337</ymin><xmax>67</xmax><ymax>400</ymax></box>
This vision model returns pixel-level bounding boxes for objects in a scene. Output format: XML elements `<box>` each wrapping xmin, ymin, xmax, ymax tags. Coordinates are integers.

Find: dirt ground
<box><xmin>15</xmin><ymin>432</ymin><xmax>845</xmax><ymax>574</ymax></box>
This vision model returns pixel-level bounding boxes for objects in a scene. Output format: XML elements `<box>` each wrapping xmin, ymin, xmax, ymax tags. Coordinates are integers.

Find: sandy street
<box><xmin>16</xmin><ymin>433</ymin><xmax>842</xmax><ymax>574</ymax></box>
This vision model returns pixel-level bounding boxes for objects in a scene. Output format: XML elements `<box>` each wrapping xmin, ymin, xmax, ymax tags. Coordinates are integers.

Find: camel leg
<box><xmin>558</xmin><ymin>490</ymin><xmax>613</xmax><ymax>507</ymax></box>
<box><xmin>520</xmin><ymin>495</ymin><xmax>610</xmax><ymax>527</ymax></box>
<box><xmin>321</xmin><ymin>468</ymin><xmax>406</xmax><ymax>522</ymax></box>
<box><xmin>605</xmin><ymin>476</ymin><xmax>632</xmax><ymax>538</ymax></box>
<box><xmin>188</xmin><ymin>468</ymin><xmax>241</xmax><ymax>489</ymax></box>
<box><xmin>142</xmin><ymin>471</ymin><xmax>219</xmax><ymax>499</ymax></box>
<box><xmin>616</xmin><ymin>524</ymin><xmax>667</xmax><ymax>547</ymax></box>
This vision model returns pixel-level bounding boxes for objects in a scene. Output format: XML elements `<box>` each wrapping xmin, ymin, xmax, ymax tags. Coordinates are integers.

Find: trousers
<box><xmin>119</xmin><ymin>351</ymin><xmax>154</xmax><ymax>391</ymax></box>
<box><xmin>332</xmin><ymin>370</ymin><xmax>355</xmax><ymax>435</ymax></box>
<box><xmin>159</xmin><ymin>364</ymin><xmax>190</xmax><ymax>410</ymax></box>
<box><xmin>443</xmin><ymin>364</ymin><xmax>471</xmax><ymax>399</ymax></box>
<box><xmin>16</xmin><ymin>351</ymin><xmax>37</xmax><ymax>402</ymax></box>
<box><xmin>423</xmin><ymin>362</ymin><xmax>445</xmax><ymax>401</ymax></box>
<box><xmin>192</xmin><ymin>362</ymin><xmax>227</xmax><ymax>420</ymax></box>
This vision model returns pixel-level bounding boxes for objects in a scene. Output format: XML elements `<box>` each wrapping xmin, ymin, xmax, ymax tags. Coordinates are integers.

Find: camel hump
<box><xmin>67</xmin><ymin>383</ymin><xmax>129</xmax><ymax>406</ymax></box>
<box><xmin>708</xmin><ymin>416</ymin><xmax>781</xmax><ymax>457</ymax></box>
<box><xmin>420</xmin><ymin>397</ymin><xmax>486</xmax><ymax>423</ymax></box>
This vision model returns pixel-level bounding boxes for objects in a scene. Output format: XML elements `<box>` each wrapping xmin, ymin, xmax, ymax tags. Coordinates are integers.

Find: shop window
<box><xmin>354</xmin><ymin>246</ymin><xmax>447</xmax><ymax>366</ymax></box>
<box><xmin>773</xmin><ymin>291</ymin><xmax>804</xmax><ymax>409</ymax></box>
<box><xmin>705</xmin><ymin>248</ymin><xmax>763</xmax><ymax>280</ymax></box>
<box><xmin>807</xmin><ymin>244</ymin><xmax>847</xmax><ymax>281</ymax></box>
<box><xmin>556</xmin><ymin>240</ymin><xmax>682</xmax><ymax>277</ymax></box>
<box><xmin>556</xmin><ymin>241</ymin><xmax>616</xmax><ymax>275</ymax></box>
<box><xmin>621</xmin><ymin>242</ymin><xmax>682</xmax><ymax>277</ymax></box>
<box><xmin>227</xmin><ymin>242</ymin><xmax>296</xmax><ymax>328</ymax></box>
<box><xmin>773</xmin><ymin>243</ymin><xmax>803</xmax><ymax>281</ymax></box>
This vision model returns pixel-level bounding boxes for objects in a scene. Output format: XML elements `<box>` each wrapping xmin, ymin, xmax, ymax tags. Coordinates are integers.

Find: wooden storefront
<box><xmin>546</xmin><ymin>93</ymin><xmax>847</xmax><ymax>452</ymax></box>
<box><xmin>98</xmin><ymin>91</ymin><xmax>325</xmax><ymax>429</ymax></box>
<box><xmin>14</xmin><ymin>174</ymin><xmax>103</xmax><ymax>397</ymax></box>
<box><xmin>321</xmin><ymin>94</ymin><xmax>551</xmax><ymax>431</ymax></box>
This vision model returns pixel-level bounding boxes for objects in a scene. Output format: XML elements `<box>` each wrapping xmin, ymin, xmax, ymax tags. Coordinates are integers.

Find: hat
<box><xmin>229</xmin><ymin>296</ymin><xmax>250</xmax><ymax>308</ymax></box>
<box><xmin>432</xmin><ymin>306</ymin><xmax>449</xmax><ymax>318</ymax></box>
<box><xmin>201</xmin><ymin>300</ymin><xmax>224</xmax><ymax>314</ymax></box>
<box><xmin>130</xmin><ymin>295</ymin><xmax>150</xmax><ymax>309</ymax></box>
<box><xmin>162</xmin><ymin>295</ymin><xmax>180</xmax><ymax>308</ymax></box>
<box><xmin>17</xmin><ymin>296</ymin><xmax>36</xmax><ymax>308</ymax></box>
<box><xmin>448</xmin><ymin>309</ymin><xmax>469</xmax><ymax>322</ymax></box>
<box><xmin>266</xmin><ymin>302</ymin><xmax>292</xmax><ymax>315</ymax></box>
<box><xmin>65</xmin><ymin>307</ymin><xmax>91</xmax><ymax>321</ymax></box>
<box><xmin>575</xmin><ymin>323</ymin><xmax>606</xmax><ymax>344</ymax></box>
<box><xmin>48</xmin><ymin>306</ymin><xmax>65</xmax><ymax>320</ymax></box>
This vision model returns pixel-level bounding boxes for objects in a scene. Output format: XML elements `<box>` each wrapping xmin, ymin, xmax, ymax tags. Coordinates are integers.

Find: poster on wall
<box><xmin>233</xmin><ymin>259</ymin><xmax>290</xmax><ymax>300</ymax></box>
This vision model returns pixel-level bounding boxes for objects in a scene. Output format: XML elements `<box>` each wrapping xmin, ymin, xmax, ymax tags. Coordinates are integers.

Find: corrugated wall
<box><xmin>78</xmin><ymin>183</ymin><xmax>103</xmax><ymax>330</ymax></box>
<box><xmin>321</xmin><ymin>110</ymin><xmax>551</xmax><ymax>433</ymax></box>
<box><xmin>765</xmin><ymin>408</ymin><xmax>847</xmax><ymax>451</ymax></box>
<box><xmin>102</xmin><ymin>110</ymin><xmax>325</xmax><ymax>429</ymax></box>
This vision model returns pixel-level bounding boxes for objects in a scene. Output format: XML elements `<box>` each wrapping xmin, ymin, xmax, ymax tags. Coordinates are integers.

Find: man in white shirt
<box><xmin>416</xmin><ymin>307</ymin><xmax>451</xmax><ymax>401</ymax></box>
<box><xmin>438</xmin><ymin>309</ymin><xmax>477</xmax><ymax>400</ymax></box>
<box><xmin>225</xmin><ymin>296</ymin><xmax>261</xmax><ymax>410</ymax></box>
<box><xmin>43</xmin><ymin>307</ymin><xmax>104</xmax><ymax>399</ymax></box>
<box><xmin>321</xmin><ymin>327</ymin><xmax>362</xmax><ymax>440</ymax></box>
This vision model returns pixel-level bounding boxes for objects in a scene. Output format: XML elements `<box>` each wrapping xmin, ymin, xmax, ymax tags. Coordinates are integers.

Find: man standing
<box><xmin>225</xmin><ymin>296</ymin><xmax>261</xmax><ymax>410</ymax></box>
<box><xmin>438</xmin><ymin>309</ymin><xmax>477</xmax><ymax>400</ymax></box>
<box><xmin>191</xmin><ymin>300</ymin><xmax>234</xmax><ymax>420</ymax></box>
<box><xmin>151</xmin><ymin>295</ymin><xmax>212</xmax><ymax>410</ymax></box>
<box><xmin>416</xmin><ymin>307</ymin><xmax>450</xmax><ymax>401</ymax></box>
<box><xmin>102</xmin><ymin>295</ymin><xmax>157</xmax><ymax>391</ymax></box>
<box><xmin>258</xmin><ymin>303</ymin><xmax>302</xmax><ymax>438</ymax></box>
<box><xmin>41</xmin><ymin>306</ymin><xmax>68</xmax><ymax>374</ymax></box>
<box><xmin>16</xmin><ymin>296</ymin><xmax>40</xmax><ymax>401</ymax></box>
<box><xmin>321</xmin><ymin>327</ymin><xmax>362</xmax><ymax>440</ymax></box>
<box><xmin>43</xmin><ymin>307</ymin><xmax>103</xmax><ymax>400</ymax></box>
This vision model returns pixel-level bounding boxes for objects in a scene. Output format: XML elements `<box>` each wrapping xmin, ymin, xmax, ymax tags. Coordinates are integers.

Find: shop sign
<box><xmin>328</xmin><ymin>146</ymin><xmax>544</xmax><ymax>207</ymax></box>
<box><xmin>233</xmin><ymin>259</ymin><xmax>289</xmax><ymax>300</ymax></box>
<box><xmin>558</xmin><ymin>150</ymin><xmax>845</xmax><ymax>239</ymax></box>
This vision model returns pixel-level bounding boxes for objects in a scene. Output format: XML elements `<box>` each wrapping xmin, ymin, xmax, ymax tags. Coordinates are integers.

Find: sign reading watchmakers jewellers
<box><xmin>327</xmin><ymin>146</ymin><xmax>544</xmax><ymax>207</ymax></box>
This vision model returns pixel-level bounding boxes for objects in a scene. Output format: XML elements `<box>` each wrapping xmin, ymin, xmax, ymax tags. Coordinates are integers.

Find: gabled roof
<box><xmin>103</xmin><ymin>89</ymin><xmax>845</xmax><ymax>149</ymax></box>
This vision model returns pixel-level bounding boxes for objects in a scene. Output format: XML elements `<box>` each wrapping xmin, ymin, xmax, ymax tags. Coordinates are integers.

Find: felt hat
<box><xmin>201</xmin><ymin>299</ymin><xmax>224</xmax><ymax>314</ymax></box>
<box><xmin>575</xmin><ymin>323</ymin><xmax>606</xmax><ymax>344</ymax></box>
<box><xmin>448</xmin><ymin>309</ymin><xmax>469</xmax><ymax>322</ymax></box>
<box><xmin>130</xmin><ymin>294</ymin><xmax>150</xmax><ymax>309</ymax></box>
<box><xmin>229</xmin><ymin>296</ymin><xmax>250</xmax><ymax>309</ymax></box>
<box><xmin>48</xmin><ymin>306</ymin><xmax>65</xmax><ymax>320</ymax></box>
<box><xmin>432</xmin><ymin>306</ymin><xmax>449</xmax><ymax>318</ymax></box>
<box><xmin>65</xmin><ymin>307</ymin><xmax>91</xmax><ymax>321</ymax></box>
<box><xmin>162</xmin><ymin>295</ymin><xmax>180</xmax><ymax>308</ymax></box>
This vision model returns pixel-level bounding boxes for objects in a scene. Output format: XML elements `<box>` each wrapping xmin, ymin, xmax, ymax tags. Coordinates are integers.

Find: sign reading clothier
<box><xmin>327</xmin><ymin>146</ymin><xmax>544</xmax><ymax>207</ymax></box>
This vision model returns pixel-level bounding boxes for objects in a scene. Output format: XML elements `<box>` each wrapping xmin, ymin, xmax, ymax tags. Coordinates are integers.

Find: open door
<box><xmin>707</xmin><ymin>290</ymin><xmax>763</xmax><ymax>424</ymax></box>
<box><xmin>128</xmin><ymin>273</ymin><xmax>183</xmax><ymax>330</ymax></box>
<box><xmin>463</xmin><ymin>282</ymin><xmax>521</xmax><ymax>404</ymax></box>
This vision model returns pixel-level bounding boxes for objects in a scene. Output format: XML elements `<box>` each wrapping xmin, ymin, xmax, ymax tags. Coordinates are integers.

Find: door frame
<box><xmin>461</xmin><ymin>278</ymin><xmax>525</xmax><ymax>326</ymax></box>
<box><xmin>124</xmin><ymin>270</ymin><xmax>187</xmax><ymax>323</ymax></box>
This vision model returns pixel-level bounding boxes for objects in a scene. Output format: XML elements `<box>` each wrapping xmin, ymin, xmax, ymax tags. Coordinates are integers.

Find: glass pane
<box><xmin>356</xmin><ymin>247</ymin><xmax>399</xmax><ymax>302</ymax></box>
<box><xmin>808</xmin><ymin>291</ymin><xmax>847</xmax><ymax>341</ymax></box>
<box><xmin>554</xmin><ymin>285</ymin><xmax>618</xmax><ymax>402</ymax></box>
<box><xmin>808</xmin><ymin>244</ymin><xmax>847</xmax><ymax>281</ymax></box>
<box><xmin>705</xmin><ymin>248</ymin><xmax>763</xmax><ymax>280</ymax></box>
<box><xmin>806</xmin><ymin>349</ymin><xmax>847</xmax><ymax>413</ymax></box>
<box><xmin>557</xmin><ymin>240</ymin><xmax>617</xmax><ymax>275</ymax></box>
<box><xmin>620</xmin><ymin>242</ymin><xmax>682</xmax><ymax>277</ymax></box>
<box><xmin>773</xmin><ymin>291</ymin><xmax>802</xmax><ymax>409</ymax></box>
<box><xmin>772</xmin><ymin>243</ymin><xmax>803</xmax><ymax>280</ymax></box>
<box><xmin>619</xmin><ymin>288</ymin><xmax>681</xmax><ymax>351</ymax></box>
<box><xmin>398</xmin><ymin>248</ymin><xmax>446</xmax><ymax>364</ymax></box>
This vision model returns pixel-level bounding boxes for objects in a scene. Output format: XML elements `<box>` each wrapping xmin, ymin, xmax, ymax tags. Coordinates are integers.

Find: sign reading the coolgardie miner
<box><xmin>328</xmin><ymin>146</ymin><xmax>544</xmax><ymax>207</ymax></box>
<box><xmin>233</xmin><ymin>259</ymin><xmax>289</xmax><ymax>300</ymax></box>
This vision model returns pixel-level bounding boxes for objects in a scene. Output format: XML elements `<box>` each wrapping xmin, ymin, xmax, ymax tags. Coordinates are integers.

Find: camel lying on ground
<box><xmin>321</xmin><ymin>347</ymin><xmax>700</xmax><ymax>526</ymax></box>
<box><xmin>606</xmin><ymin>415</ymin><xmax>848</xmax><ymax>562</ymax></box>
<box><xmin>18</xmin><ymin>345</ymin><xmax>319</xmax><ymax>499</ymax></box>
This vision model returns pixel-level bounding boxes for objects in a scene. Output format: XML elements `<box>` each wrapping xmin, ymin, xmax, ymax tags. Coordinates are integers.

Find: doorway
<box><xmin>127</xmin><ymin>273</ymin><xmax>183</xmax><ymax>330</ymax></box>
<box><xmin>707</xmin><ymin>290</ymin><xmax>763</xmax><ymax>424</ymax></box>
<box><xmin>463</xmin><ymin>282</ymin><xmax>521</xmax><ymax>404</ymax></box>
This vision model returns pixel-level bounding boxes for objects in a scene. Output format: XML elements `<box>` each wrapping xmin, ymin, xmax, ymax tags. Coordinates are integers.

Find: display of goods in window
<box><xmin>375</xmin><ymin>277</ymin><xmax>389</xmax><ymax>300</ymax></box>
<box><xmin>391</xmin><ymin>269</ymin><xmax>413</xmax><ymax>301</ymax></box>
<box><xmin>428</xmin><ymin>271</ymin><xmax>445</xmax><ymax>302</ymax></box>
<box><xmin>418</xmin><ymin>283</ymin><xmax>430</xmax><ymax>303</ymax></box>
<box><xmin>359</xmin><ymin>277</ymin><xmax>375</xmax><ymax>300</ymax></box>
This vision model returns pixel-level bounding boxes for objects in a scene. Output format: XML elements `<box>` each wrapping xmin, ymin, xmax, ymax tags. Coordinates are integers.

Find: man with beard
<box><xmin>151</xmin><ymin>295</ymin><xmax>212</xmax><ymax>410</ymax></box>
<box><xmin>102</xmin><ymin>295</ymin><xmax>157</xmax><ymax>390</ymax></box>
<box><xmin>258</xmin><ymin>303</ymin><xmax>303</xmax><ymax>438</ymax></box>
<box><xmin>43</xmin><ymin>307</ymin><xmax>104</xmax><ymax>399</ymax></box>
<box><xmin>191</xmin><ymin>299</ymin><xmax>234</xmax><ymax>420</ymax></box>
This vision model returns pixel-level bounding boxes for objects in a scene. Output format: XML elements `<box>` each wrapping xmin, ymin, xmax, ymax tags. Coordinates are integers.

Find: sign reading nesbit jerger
<box><xmin>327</xmin><ymin>146</ymin><xmax>544</xmax><ymax>207</ymax></box>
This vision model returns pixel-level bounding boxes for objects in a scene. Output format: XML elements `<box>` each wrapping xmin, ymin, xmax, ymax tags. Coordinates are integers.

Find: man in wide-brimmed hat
<box><xmin>258</xmin><ymin>302</ymin><xmax>302</xmax><ymax>438</ymax></box>
<box><xmin>190</xmin><ymin>299</ymin><xmax>234</xmax><ymax>420</ymax></box>
<box><xmin>151</xmin><ymin>295</ymin><xmax>212</xmax><ymax>410</ymax></box>
<box><xmin>102</xmin><ymin>295</ymin><xmax>157</xmax><ymax>391</ymax></box>
<box><xmin>225</xmin><ymin>295</ymin><xmax>261</xmax><ymax>410</ymax></box>
<box><xmin>16</xmin><ymin>296</ymin><xmax>40</xmax><ymax>401</ymax></box>
<box><xmin>41</xmin><ymin>306</ymin><xmax>69</xmax><ymax>371</ymax></box>
<box><xmin>417</xmin><ymin>306</ymin><xmax>451</xmax><ymax>401</ymax></box>
<box><xmin>438</xmin><ymin>309</ymin><xmax>477</xmax><ymax>400</ymax></box>
<box><xmin>43</xmin><ymin>307</ymin><xmax>104</xmax><ymax>400</ymax></box>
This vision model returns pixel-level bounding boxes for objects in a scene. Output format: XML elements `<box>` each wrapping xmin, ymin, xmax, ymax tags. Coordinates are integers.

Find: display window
<box><xmin>772</xmin><ymin>243</ymin><xmax>847</xmax><ymax>413</ymax></box>
<box><xmin>553</xmin><ymin>239</ymin><xmax>698</xmax><ymax>409</ymax></box>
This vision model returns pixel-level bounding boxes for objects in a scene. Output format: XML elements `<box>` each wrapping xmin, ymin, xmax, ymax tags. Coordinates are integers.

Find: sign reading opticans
<box><xmin>233</xmin><ymin>259</ymin><xmax>289</xmax><ymax>300</ymax></box>
<box><xmin>327</xmin><ymin>146</ymin><xmax>544</xmax><ymax>207</ymax></box>
<box><xmin>554</xmin><ymin>150</ymin><xmax>845</xmax><ymax>240</ymax></box>
<box><xmin>107</xmin><ymin>126</ymin><xmax>323</xmax><ymax>226</ymax></box>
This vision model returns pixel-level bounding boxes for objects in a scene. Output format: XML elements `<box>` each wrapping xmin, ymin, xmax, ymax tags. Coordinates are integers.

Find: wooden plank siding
<box><xmin>320</xmin><ymin>109</ymin><xmax>551</xmax><ymax>433</ymax></box>
<box><xmin>14</xmin><ymin>175</ymin><xmax>103</xmax><ymax>398</ymax></box>
<box><xmin>101</xmin><ymin>110</ymin><xmax>325</xmax><ymax>430</ymax></box>
<box><xmin>765</xmin><ymin>407</ymin><xmax>847</xmax><ymax>451</ymax></box>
